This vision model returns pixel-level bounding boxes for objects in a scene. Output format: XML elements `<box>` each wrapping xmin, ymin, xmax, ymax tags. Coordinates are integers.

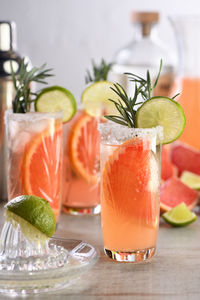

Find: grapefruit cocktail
<box><xmin>62</xmin><ymin>109</ymin><xmax>100</xmax><ymax>214</ymax></box>
<box><xmin>62</xmin><ymin>60</ymin><xmax>119</xmax><ymax>215</ymax></box>
<box><xmin>99</xmin><ymin>60</ymin><xmax>186</xmax><ymax>262</ymax></box>
<box><xmin>99</xmin><ymin>124</ymin><xmax>162</xmax><ymax>261</ymax></box>
<box><xmin>5</xmin><ymin>111</ymin><xmax>63</xmax><ymax>221</ymax></box>
<box><xmin>6</xmin><ymin>58</ymin><xmax>77</xmax><ymax>221</ymax></box>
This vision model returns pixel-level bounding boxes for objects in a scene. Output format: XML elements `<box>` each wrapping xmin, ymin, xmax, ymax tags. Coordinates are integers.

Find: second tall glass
<box><xmin>62</xmin><ymin>109</ymin><xmax>100</xmax><ymax>215</ymax></box>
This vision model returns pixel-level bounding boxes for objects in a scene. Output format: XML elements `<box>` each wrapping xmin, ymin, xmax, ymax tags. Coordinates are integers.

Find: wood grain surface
<box><xmin>0</xmin><ymin>203</ymin><xmax>199</xmax><ymax>300</ymax></box>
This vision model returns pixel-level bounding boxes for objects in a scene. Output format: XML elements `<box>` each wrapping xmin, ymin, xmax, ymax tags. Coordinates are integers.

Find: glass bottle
<box><xmin>0</xmin><ymin>21</ymin><xmax>22</xmax><ymax>201</ymax></box>
<box><xmin>110</xmin><ymin>12</ymin><xmax>176</xmax><ymax>98</ymax></box>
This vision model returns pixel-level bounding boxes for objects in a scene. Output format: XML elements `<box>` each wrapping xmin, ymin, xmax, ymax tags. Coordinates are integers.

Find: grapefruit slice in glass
<box><xmin>102</xmin><ymin>138</ymin><xmax>159</xmax><ymax>222</ymax></box>
<box><xmin>68</xmin><ymin>112</ymin><xmax>100</xmax><ymax>184</ymax></box>
<box><xmin>21</xmin><ymin>124</ymin><xmax>62</xmax><ymax>220</ymax></box>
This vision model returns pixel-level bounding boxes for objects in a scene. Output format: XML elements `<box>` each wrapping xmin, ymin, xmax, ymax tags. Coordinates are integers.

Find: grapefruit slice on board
<box><xmin>160</xmin><ymin>177</ymin><xmax>198</xmax><ymax>213</ymax></box>
<box><xmin>21</xmin><ymin>124</ymin><xmax>62</xmax><ymax>219</ymax></box>
<box><xmin>171</xmin><ymin>142</ymin><xmax>200</xmax><ymax>176</ymax></box>
<box><xmin>68</xmin><ymin>112</ymin><xmax>100</xmax><ymax>184</ymax></box>
<box><xmin>102</xmin><ymin>138</ymin><xmax>159</xmax><ymax>223</ymax></box>
<box><xmin>161</xmin><ymin>146</ymin><xmax>177</xmax><ymax>181</ymax></box>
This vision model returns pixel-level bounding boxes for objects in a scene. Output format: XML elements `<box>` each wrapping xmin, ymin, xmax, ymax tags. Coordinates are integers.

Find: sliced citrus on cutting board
<box><xmin>68</xmin><ymin>112</ymin><xmax>100</xmax><ymax>184</ymax></box>
<box><xmin>21</xmin><ymin>124</ymin><xmax>62</xmax><ymax>219</ymax></box>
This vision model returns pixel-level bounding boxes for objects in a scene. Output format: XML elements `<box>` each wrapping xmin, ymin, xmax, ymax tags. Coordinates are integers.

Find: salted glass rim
<box><xmin>98</xmin><ymin>122</ymin><xmax>163</xmax><ymax>144</ymax></box>
<box><xmin>5</xmin><ymin>109</ymin><xmax>64</xmax><ymax>122</ymax></box>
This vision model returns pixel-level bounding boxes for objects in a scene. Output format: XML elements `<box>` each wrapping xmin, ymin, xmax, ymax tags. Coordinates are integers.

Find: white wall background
<box><xmin>1</xmin><ymin>0</ymin><xmax>200</xmax><ymax>100</ymax></box>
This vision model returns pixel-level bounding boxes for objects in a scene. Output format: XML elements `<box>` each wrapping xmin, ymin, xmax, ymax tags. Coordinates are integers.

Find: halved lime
<box><xmin>162</xmin><ymin>203</ymin><xmax>197</xmax><ymax>227</ymax></box>
<box><xmin>6</xmin><ymin>210</ymin><xmax>49</xmax><ymax>245</ymax></box>
<box><xmin>81</xmin><ymin>81</ymin><xmax>120</xmax><ymax>118</ymax></box>
<box><xmin>180</xmin><ymin>171</ymin><xmax>200</xmax><ymax>189</ymax></box>
<box><xmin>136</xmin><ymin>96</ymin><xmax>186</xmax><ymax>144</ymax></box>
<box><xmin>35</xmin><ymin>86</ymin><xmax>77</xmax><ymax>123</ymax></box>
<box><xmin>5</xmin><ymin>195</ymin><xmax>56</xmax><ymax>237</ymax></box>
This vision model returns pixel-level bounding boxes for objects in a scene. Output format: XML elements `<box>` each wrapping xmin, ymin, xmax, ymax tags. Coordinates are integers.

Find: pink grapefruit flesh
<box><xmin>161</xmin><ymin>146</ymin><xmax>177</xmax><ymax>181</ymax></box>
<box><xmin>160</xmin><ymin>177</ymin><xmax>198</xmax><ymax>213</ymax></box>
<box><xmin>171</xmin><ymin>143</ymin><xmax>200</xmax><ymax>176</ymax></box>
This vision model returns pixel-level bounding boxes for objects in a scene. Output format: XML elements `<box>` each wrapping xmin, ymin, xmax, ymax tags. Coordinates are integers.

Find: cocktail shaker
<box><xmin>0</xmin><ymin>21</ymin><xmax>22</xmax><ymax>201</ymax></box>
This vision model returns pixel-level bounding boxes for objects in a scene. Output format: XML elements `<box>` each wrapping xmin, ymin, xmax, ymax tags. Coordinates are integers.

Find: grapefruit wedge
<box><xmin>102</xmin><ymin>138</ymin><xmax>159</xmax><ymax>223</ymax></box>
<box><xmin>68</xmin><ymin>112</ymin><xmax>100</xmax><ymax>184</ymax></box>
<box><xmin>171</xmin><ymin>142</ymin><xmax>200</xmax><ymax>176</ymax></box>
<box><xmin>161</xmin><ymin>146</ymin><xmax>177</xmax><ymax>181</ymax></box>
<box><xmin>160</xmin><ymin>177</ymin><xmax>198</xmax><ymax>213</ymax></box>
<box><xmin>21</xmin><ymin>124</ymin><xmax>62</xmax><ymax>219</ymax></box>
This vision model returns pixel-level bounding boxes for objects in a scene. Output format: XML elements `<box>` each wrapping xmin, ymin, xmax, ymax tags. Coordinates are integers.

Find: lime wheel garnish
<box><xmin>136</xmin><ymin>96</ymin><xmax>186</xmax><ymax>144</ymax></box>
<box><xmin>35</xmin><ymin>86</ymin><xmax>77</xmax><ymax>123</ymax></box>
<box><xmin>81</xmin><ymin>81</ymin><xmax>121</xmax><ymax>118</ymax></box>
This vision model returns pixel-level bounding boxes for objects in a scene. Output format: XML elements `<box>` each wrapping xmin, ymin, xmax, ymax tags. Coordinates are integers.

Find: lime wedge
<box><xmin>162</xmin><ymin>203</ymin><xmax>197</xmax><ymax>227</ymax></box>
<box><xmin>136</xmin><ymin>96</ymin><xmax>186</xmax><ymax>144</ymax></box>
<box><xmin>81</xmin><ymin>81</ymin><xmax>120</xmax><ymax>118</ymax></box>
<box><xmin>180</xmin><ymin>171</ymin><xmax>200</xmax><ymax>189</ymax></box>
<box><xmin>35</xmin><ymin>86</ymin><xmax>77</xmax><ymax>123</ymax></box>
<box><xmin>6</xmin><ymin>195</ymin><xmax>56</xmax><ymax>237</ymax></box>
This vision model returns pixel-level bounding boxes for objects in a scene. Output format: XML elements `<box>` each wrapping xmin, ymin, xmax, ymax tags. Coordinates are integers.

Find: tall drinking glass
<box><xmin>5</xmin><ymin>110</ymin><xmax>63</xmax><ymax>221</ymax></box>
<box><xmin>62</xmin><ymin>109</ymin><xmax>100</xmax><ymax>215</ymax></box>
<box><xmin>99</xmin><ymin>123</ymin><xmax>162</xmax><ymax>262</ymax></box>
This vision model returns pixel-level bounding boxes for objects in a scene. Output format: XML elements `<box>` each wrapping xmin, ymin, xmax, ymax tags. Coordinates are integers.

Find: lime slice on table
<box><xmin>35</xmin><ymin>86</ymin><xmax>77</xmax><ymax>123</ymax></box>
<box><xmin>180</xmin><ymin>171</ymin><xmax>200</xmax><ymax>189</ymax></box>
<box><xmin>136</xmin><ymin>96</ymin><xmax>186</xmax><ymax>144</ymax></box>
<box><xmin>5</xmin><ymin>195</ymin><xmax>56</xmax><ymax>238</ymax></box>
<box><xmin>162</xmin><ymin>203</ymin><xmax>197</xmax><ymax>227</ymax></box>
<box><xmin>81</xmin><ymin>81</ymin><xmax>121</xmax><ymax>117</ymax></box>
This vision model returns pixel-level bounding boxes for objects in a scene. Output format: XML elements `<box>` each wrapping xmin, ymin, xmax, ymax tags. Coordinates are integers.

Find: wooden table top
<box><xmin>0</xmin><ymin>204</ymin><xmax>199</xmax><ymax>300</ymax></box>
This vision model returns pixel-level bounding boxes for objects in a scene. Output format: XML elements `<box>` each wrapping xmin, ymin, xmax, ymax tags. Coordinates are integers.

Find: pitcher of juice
<box><xmin>170</xmin><ymin>15</ymin><xmax>200</xmax><ymax>150</ymax></box>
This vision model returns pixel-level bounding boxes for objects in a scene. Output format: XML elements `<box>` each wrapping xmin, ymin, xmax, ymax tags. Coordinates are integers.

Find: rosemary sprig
<box><xmin>105</xmin><ymin>60</ymin><xmax>165</xmax><ymax>127</ymax></box>
<box><xmin>85</xmin><ymin>58</ymin><xmax>113</xmax><ymax>84</ymax></box>
<box><xmin>11</xmin><ymin>58</ymin><xmax>54</xmax><ymax>113</ymax></box>
<box><xmin>125</xmin><ymin>59</ymin><xmax>162</xmax><ymax>101</ymax></box>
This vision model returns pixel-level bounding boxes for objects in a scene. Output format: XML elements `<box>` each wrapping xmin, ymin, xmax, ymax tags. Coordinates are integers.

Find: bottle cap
<box><xmin>131</xmin><ymin>12</ymin><xmax>159</xmax><ymax>24</ymax></box>
<box><xmin>0</xmin><ymin>21</ymin><xmax>16</xmax><ymax>52</ymax></box>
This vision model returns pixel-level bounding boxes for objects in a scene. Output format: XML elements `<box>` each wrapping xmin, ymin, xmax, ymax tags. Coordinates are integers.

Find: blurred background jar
<box><xmin>170</xmin><ymin>15</ymin><xmax>200</xmax><ymax>150</ymax></box>
<box><xmin>0</xmin><ymin>21</ymin><xmax>22</xmax><ymax>201</ymax></box>
<box><xmin>110</xmin><ymin>12</ymin><xmax>177</xmax><ymax>98</ymax></box>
